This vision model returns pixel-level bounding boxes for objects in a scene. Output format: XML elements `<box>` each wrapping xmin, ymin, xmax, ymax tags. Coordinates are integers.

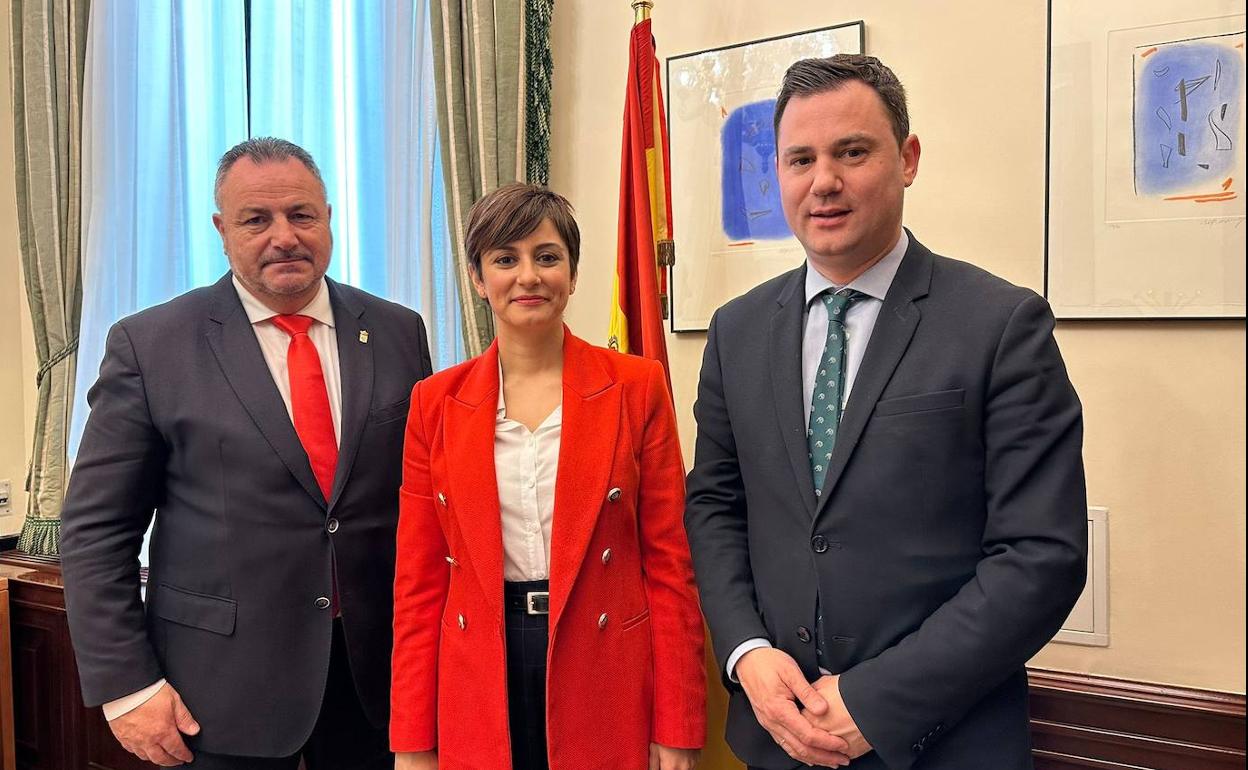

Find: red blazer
<box><xmin>391</xmin><ymin>331</ymin><xmax>705</xmax><ymax>769</ymax></box>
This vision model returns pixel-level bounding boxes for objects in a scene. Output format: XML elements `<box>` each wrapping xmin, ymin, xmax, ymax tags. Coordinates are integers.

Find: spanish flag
<box><xmin>608</xmin><ymin>7</ymin><xmax>673</xmax><ymax>381</ymax></box>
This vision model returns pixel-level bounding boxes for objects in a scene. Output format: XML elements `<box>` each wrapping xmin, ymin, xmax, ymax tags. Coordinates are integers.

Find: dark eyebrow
<box><xmin>534</xmin><ymin>241</ymin><xmax>567</xmax><ymax>251</ymax></box>
<box><xmin>781</xmin><ymin>145</ymin><xmax>814</xmax><ymax>159</ymax></box>
<box><xmin>834</xmin><ymin>133</ymin><xmax>878</xmax><ymax>149</ymax></box>
<box><xmin>781</xmin><ymin>133</ymin><xmax>880</xmax><ymax>158</ymax></box>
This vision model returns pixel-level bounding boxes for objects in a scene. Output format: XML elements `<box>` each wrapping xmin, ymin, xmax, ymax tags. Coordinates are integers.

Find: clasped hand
<box><xmin>807</xmin><ymin>674</ymin><xmax>872</xmax><ymax>759</ymax></box>
<box><xmin>736</xmin><ymin>648</ymin><xmax>871</xmax><ymax>767</ymax></box>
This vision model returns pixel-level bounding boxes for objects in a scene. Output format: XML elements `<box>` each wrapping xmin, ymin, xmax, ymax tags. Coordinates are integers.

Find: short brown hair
<box><xmin>464</xmin><ymin>183</ymin><xmax>581</xmax><ymax>276</ymax></box>
<box><xmin>773</xmin><ymin>54</ymin><xmax>910</xmax><ymax>147</ymax></box>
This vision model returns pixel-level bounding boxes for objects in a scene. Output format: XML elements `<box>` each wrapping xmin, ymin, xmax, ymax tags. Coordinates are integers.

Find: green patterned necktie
<box><xmin>808</xmin><ymin>289</ymin><xmax>866</xmax><ymax>495</ymax></box>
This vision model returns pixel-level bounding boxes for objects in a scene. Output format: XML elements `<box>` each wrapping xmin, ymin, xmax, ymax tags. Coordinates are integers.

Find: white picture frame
<box><xmin>666</xmin><ymin>22</ymin><xmax>865</xmax><ymax>332</ymax></box>
<box><xmin>1047</xmin><ymin>2</ymin><xmax>1246</xmax><ymax>319</ymax></box>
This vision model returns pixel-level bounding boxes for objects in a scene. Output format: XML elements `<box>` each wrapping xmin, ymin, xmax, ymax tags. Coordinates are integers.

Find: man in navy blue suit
<box><xmin>685</xmin><ymin>55</ymin><xmax>1088</xmax><ymax>770</ymax></box>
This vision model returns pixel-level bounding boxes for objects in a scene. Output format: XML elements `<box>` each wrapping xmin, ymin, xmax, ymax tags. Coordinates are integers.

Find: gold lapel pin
<box><xmin>359</xmin><ymin>330</ymin><xmax>370</xmax><ymax>344</ymax></box>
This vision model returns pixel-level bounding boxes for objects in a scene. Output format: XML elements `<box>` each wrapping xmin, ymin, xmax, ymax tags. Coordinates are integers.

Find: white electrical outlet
<box><xmin>0</xmin><ymin>479</ymin><xmax>11</xmax><ymax>516</ymax></box>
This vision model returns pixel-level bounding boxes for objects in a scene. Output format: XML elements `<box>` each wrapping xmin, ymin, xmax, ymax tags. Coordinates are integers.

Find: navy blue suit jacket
<box><xmin>685</xmin><ymin>234</ymin><xmax>1087</xmax><ymax>769</ymax></box>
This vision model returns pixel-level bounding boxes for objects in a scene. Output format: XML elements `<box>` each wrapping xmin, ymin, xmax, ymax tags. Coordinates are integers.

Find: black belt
<box><xmin>504</xmin><ymin>580</ymin><xmax>550</xmax><ymax>615</ymax></box>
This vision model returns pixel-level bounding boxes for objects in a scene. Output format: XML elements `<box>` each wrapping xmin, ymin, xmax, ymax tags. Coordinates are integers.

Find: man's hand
<box><xmin>395</xmin><ymin>750</ymin><xmax>438</xmax><ymax>769</ymax></box>
<box><xmin>735</xmin><ymin>647</ymin><xmax>850</xmax><ymax>767</ymax></box>
<box><xmin>649</xmin><ymin>742</ymin><xmax>700</xmax><ymax>770</ymax></box>
<box><xmin>107</xmin><ymin>683</ymin><xmax>200</xmax><ymax>766</ymax></box>
<box><xmin>809</xmin><ymin>675</ymin><xmax>873</xmax><ymax>759</ymax></box>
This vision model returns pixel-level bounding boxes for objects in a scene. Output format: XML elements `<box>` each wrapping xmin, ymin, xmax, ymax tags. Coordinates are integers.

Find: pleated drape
<box><xmin>8</xmin><ymin>0</ymin><xmax>89</xmax><ymax>555</ymax></box>
<box><xmin>429</xmin><ymin>0</ymin><xmax>554</xmax><ymax>356</ymax></box>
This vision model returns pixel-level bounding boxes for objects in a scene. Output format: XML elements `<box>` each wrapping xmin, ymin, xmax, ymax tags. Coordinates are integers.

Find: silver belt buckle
<box><xmin>525</xmin><ymin>591</ymin><xmax>550</xmax><ymax>615</ymax></box>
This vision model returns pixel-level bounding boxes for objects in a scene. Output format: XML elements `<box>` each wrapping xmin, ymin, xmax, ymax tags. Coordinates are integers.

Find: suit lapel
<box><xmin>444</xmin><ymin>344</ymin><xmax>506</xmax><ymax>618</ymax></box>
<box><xmin>816</xmin><ymin>237</ymin><xmax>933</xmax><ymax>515</ymax></box>
<box><xmin>769</xmin><ymin>267</ymin><xmax>819</xmax><ymax>519</ymax></box>
<box><xmin>548</xmin><ymin>333</ymin><xmax>619</xmax><ymax>631</ymax></box>
<box><xmin>327</xmin><ymin>280</ymin><xmax>373</xmax><ymax>509</ymax></box>
<box><xmin>204</xmin><ymin>274</ymin><xmax>325</xmax><ymax>507</ymax></box>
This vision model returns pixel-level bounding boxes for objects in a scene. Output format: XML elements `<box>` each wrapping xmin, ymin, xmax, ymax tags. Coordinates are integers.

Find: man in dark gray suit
<box><xmin>685</xmin><ymin>55</ymin><xmax>1087</xmax><ymax>770</ymax></box>
<box><xmin>60</xmin><ymin>138</ymin><xmax>433</xmax><ymax>768</ymax></box>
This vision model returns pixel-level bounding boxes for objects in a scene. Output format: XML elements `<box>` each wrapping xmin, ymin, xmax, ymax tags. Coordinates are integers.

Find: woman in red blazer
<box><xmin>391</xmin><ymin>184</ymin><xmax>705</xmax><ymax>770</ymax></box>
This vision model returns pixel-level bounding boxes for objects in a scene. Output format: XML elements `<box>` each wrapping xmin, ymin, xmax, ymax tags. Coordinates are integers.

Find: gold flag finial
<box><xmin>632</xmin><ymin>0</ymin><xmax>652</xmax><ymax>23</ymax></box>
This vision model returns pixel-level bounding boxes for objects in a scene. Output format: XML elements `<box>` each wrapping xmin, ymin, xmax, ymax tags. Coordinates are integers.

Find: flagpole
<box><xmin>626</xmin><ymin>0</ymin><xmax>674</xmax><ymax>320</ymax></box>
<box><xmin>612</xmin><ymin>0</ymin><xmax>674</xmax><ymax>367</ymax></box>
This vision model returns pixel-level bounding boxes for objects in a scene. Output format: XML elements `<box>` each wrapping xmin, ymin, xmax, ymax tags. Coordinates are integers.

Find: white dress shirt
<box><xmin>233</xmin><ymin>276</ymin><xmax>343</xmax><ymax>443</ymax></box>
<box><xmin>104</xmin><ymin>277</ymin><xmax>341</xmax><ymax>721</ymax></box>
<box><xmin>726</xmin><ymin>231</ymin><xmax>909</xmax><ymax>681</ymax></box>
<box><xmin>495</xmin><ymin>369</ymin><xmax>562</xmax><ymax>582</ymax></box>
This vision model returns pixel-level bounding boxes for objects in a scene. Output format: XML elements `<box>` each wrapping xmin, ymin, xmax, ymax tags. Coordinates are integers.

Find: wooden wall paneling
<box><xmin>9</xmin><ymin>572</ymin><xmax>76</xmax><ymax>769</ymax></box>
<box><xmin>1</xmin><ymin>555</ymin><xmax>150</xmax><ymax>770</ymax></box>
<box><xmin>1029</xmin><ymin>668</ymin><xmax>1246</xmax><ymax>770</ymax></box>
<box><xmin>1</xmin><ymin>577</ymin><xmax>16</xmax><ymax>770</ymax></box>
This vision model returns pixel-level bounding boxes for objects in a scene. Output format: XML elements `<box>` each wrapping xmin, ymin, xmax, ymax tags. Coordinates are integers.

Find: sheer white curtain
<box><xmin>249</xmin><ymin>0</ymin><xmax>464</xmax><ymax>368</ymax></box>
<box><xmin>73</xmin><ymin>0</ymin><xmax>462</xmax><ymax>460</ymax></box>
<box><xmin>73</xmin><ymin>0</ymin><xmax>249</xmax><ymax>456</ymax></box>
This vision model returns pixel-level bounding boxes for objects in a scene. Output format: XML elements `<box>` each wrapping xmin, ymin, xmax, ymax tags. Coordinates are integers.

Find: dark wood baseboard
<box><xmin>1028</xmin><ymin>668</ymin><xmax>1246</xmax><ymax>770</ymax></box>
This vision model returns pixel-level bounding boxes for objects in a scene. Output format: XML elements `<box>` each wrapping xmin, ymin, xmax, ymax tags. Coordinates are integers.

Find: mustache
<box><xmin>260</xmin><ymin>250</ymin><xmax>313</xmax><ymax>265</ymax></box>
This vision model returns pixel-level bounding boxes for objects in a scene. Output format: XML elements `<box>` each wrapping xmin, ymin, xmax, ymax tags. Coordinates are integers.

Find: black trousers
<box><xmin>505</xmin><ymin>580</ymin><xmax>550</xmax><ymax>770</ymax></box>
<box><xmin>188</xmin><ymin>619</ymin><xmax>390</xmax><ymax>770</ymax></box>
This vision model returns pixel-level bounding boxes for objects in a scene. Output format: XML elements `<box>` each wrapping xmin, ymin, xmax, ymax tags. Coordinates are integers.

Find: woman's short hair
<box><xmin>464</xmin><ymin>183</ymin><xmax>581</xmax><ymax>276</ymax></box>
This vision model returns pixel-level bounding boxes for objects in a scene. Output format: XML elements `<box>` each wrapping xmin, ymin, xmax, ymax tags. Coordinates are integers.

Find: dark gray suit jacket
<box><xmin>60</xmin><ymin>273</ymin><xmax>432</xmax><ymax>757</ymax></box>
<box><xmin>685</xmin><ymin>234</ymin><xmax>1087</xmax><ymax>770</ymax></box>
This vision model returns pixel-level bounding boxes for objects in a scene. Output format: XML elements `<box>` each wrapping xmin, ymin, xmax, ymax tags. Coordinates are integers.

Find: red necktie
<box><xmin>271</xmin><ymin>314</ymin><xmax>338</xmax><ymax>500</ymax></box>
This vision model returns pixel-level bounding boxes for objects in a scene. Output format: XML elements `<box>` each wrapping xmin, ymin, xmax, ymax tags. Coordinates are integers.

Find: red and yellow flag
<box><xmin>608</xmin><ymin>9</ymin><xmax>673</xmax><ymax>381</ymax></box>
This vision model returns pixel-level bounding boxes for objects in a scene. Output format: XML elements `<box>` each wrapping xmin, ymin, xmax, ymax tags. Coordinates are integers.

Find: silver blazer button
<box><xmin>457</xmin><ymin>613</ymin><xmax>466</xmax><ymax>630</ymax></box>
<box><xmin>598</xmin><ymin>613</ymin><xmax>609</xmax><ymax>629</ymax></box>
<box><xmin>601</xmin><ymin>548</ymin><xmax>612</xmax><ymax>565</ymax></box>
<box><xmin>607</xmin><ymin>487</ymin><xmax>622</xmax><ymax>502</ymax></box>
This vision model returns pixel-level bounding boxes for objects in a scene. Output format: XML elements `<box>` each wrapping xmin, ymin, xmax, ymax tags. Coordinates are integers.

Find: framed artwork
<box><xmin>1047</xmin><ymin>2</ymin><xmax>1246</xmax><ymax>318</ymax></box>
<box><xmin>666</xmin><ymin>21</ymin><xmax>865</xmax><ymax>332</ymax></box>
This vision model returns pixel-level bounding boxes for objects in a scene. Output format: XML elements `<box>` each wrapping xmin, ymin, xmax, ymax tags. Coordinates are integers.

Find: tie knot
<box><xmin>820</xmin><ymin>289</ymin><xmax>866</xmax><ymax>318</ymax></box>
<box><xmin>272</xmin><ymin>314</ymin><xmax>316</xmax><ymax>337</ymax></box>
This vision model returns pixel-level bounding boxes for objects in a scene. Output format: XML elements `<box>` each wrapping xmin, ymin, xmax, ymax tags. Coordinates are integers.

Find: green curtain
<box><xmin>9</xmin><ymin>0</ymin><xmax>89</xmax><ymax>556</ymax></box>
<box><xmin>430</xmin><ymin>0</ymin><xmax>555</xmax><ymax>356</ymax></box>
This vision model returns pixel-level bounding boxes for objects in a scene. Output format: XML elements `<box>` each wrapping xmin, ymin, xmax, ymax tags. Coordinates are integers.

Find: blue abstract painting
<box><xmin>721</xmin><ymin>99</ymin><xmax>792</xmax><ymax>241</ymax></box>
<box><xmin>1134</xmin><ymin>34</ymin><xmax>1243</xmax><ymax>197</ymax></box>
